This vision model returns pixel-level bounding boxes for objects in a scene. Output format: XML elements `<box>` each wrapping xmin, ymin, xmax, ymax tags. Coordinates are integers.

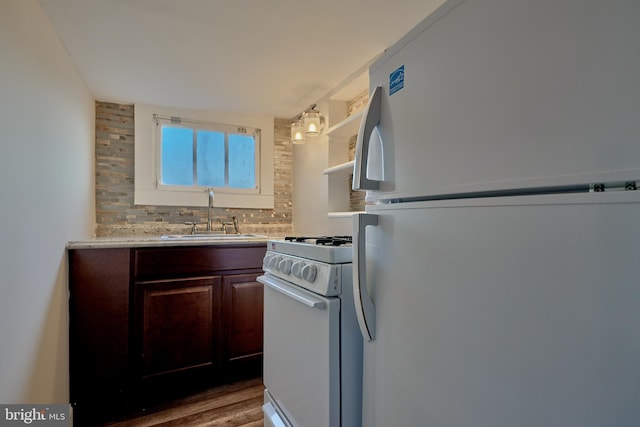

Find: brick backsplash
<box><xmin>347</xmin><ymin>89</ymin><xmax>369</xmax><ymax>116</ymax></box>
<box><xmin>348</xmin><ymin>134</ymin><xmax>367</xmax><ymax>212</ymax></box>
<box><xmin>95</xmin><ymin>101</ymin><xmax>293</xmax><ymax>237</ymax></box>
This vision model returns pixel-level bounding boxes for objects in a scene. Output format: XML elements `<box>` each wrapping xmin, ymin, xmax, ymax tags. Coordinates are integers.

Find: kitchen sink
<box><xmin>160</xmin><ymin>234</ymin><xmax>267</xmax><ymax>240</ymax></box>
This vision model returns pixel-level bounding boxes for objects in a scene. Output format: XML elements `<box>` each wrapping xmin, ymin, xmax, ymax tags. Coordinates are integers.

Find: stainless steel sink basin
<box><xmin>160</xmin><ymin>234</ymin><xmax>267</xmax><ymax>240</ymax></box>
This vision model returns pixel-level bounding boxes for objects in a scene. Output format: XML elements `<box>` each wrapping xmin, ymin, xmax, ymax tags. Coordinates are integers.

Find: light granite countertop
<box><xmin>66</xmin><ymin>234</ymin><xmax>276</xmax><ymax>249</ymax></box>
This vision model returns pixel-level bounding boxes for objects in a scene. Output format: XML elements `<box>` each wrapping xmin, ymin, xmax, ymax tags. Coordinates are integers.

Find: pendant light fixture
<box><xmin>290</xmin><ymin>115</ymin><xmax>306</xmax><ymax>144</ymax></box>
<box><xmin>290</xmin><ymin>104</ymin><xmax>325</xmax><ymax>144</ymax></box>
<box><xmin>303</xmin><ymin>104</ymin><xmax>323</xmax><ymax>137</ymax></box>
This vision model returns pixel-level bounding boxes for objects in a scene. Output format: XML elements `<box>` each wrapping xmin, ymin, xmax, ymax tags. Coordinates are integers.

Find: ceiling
<box><xmin>38</xmin><ymin>0</ymin><xmax>446</xmax><ymax>118</ymax></box>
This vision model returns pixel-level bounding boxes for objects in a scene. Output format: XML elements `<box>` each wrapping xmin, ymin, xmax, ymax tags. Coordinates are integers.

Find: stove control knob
<box><xmin>268</xmin><ymin>256</ymin><xmax>281</xmax><ymax>270</ymax></box>
<box><xmin>291</xmin><ymin>261</ymin><xmax>304</xmax><ymax>278</ymax></box>
<box><xmin>278</xmin><ymin>258</ymin><xmax>292</xmax><ymax>275</ymax></box>
<box><xmin>301</xmin><ymin>264</ymin><xmax>317</xmax><ymax>283</ymax></box>
<box><xmin>262</xmin><ymin>254</ymin><xmax>272</xmax><ymax>270</ymax></box>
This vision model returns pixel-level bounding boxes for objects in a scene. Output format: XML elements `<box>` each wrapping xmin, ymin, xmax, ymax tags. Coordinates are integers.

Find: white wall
<box><xmin>292</xmin><ymin>136</ymin><xmax>329</xmax><ymax>235</ymax></box>
<box><xmin>0</xmin><ymin>0</ymin><xmax>94</xmax><ymax>403</ymax></box>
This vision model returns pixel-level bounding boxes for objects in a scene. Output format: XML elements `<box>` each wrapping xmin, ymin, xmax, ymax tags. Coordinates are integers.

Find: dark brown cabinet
<box><xmin>68</xmin><ymin>243</ymin><xmax>266</xmax><ymax>426</ymax></box>
<box><xmin>137</xmin><ymin>276</ymin><xmax>222</xmax><ymax>378</ymax></box>
<box><xmin>68</xmin><ymin>248</ymin><xmax>131</xmax><ymax>426</ymax></box>
<box><xmin>222</xmin><ymin>273</ymin><xmax>264</xmax><ymax>379</ymax></box>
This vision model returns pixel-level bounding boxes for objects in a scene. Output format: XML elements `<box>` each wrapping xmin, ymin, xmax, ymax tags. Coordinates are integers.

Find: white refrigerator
<box><xmin>351</xmin><ymin>0</ymin><xmax>640</xmax><ymax>426</ymax></box>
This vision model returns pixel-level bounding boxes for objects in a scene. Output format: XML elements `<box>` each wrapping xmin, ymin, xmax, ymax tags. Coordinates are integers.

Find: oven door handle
<box><xmin>258</xmin><ymin>275</ymin><xmax>325</xmax><ymax>309</ymax></box>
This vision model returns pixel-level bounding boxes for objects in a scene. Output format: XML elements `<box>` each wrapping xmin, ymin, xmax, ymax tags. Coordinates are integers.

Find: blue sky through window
<box><xmin>197</xmin><ymin>130</ymin><xmax>225</xmax><ymax>187</ymax></box>
<box><xmin>229</xmin><ymin>134</ymin><xmax>256</xmax><ymax>188</ymax></box>
<box><xmin>160</xmin><ymin>122</ymin><xmax>257</xmax><ymax>190</ymax></box>
<box><xmin>161</xmin><ymin>126</ymin><xmax>193</xmax><ymax>185</ymax></box>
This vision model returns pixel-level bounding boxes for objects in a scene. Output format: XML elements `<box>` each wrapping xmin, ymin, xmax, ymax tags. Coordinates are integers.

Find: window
<box><xmin>157</xmin><ymin>115</ymin><xmax>258</xmax><ymax>192</ymax></box>
<box><xmin>134</xmin><ymin>104</ymin><xmax>274</xmax><ymax>209</ymax></box>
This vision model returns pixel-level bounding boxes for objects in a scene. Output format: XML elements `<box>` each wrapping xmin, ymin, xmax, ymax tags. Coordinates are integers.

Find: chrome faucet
<box><xmin>207</xmin><ymin>188</ymin><xmax>215</xmax><ymax>231</ymax></box>
<box><xmin>221</xmin><ymin>216</ymin><xmax>240</xmax><ymax>234</ymax></box>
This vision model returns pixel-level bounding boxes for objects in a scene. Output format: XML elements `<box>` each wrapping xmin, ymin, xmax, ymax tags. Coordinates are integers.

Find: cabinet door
<box><xmin>68</xmin><ymin>248</ymin><xmax>131</xmax><ymax>426</ymax></box>
<box><xmin>222</xmin><ymin>273</ymin><xmax>263</xmax><ymax>379</ymax></box>
<box><xmin>136</xmin><ymin>276</ymin><xmax>222</xmax><ymax>387</ymax></box>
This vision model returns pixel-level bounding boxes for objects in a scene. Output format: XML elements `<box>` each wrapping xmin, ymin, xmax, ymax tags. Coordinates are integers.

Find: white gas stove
<box><xmin>259</xmin><ymin>236</ymin><xmax>362</xmax><ymax>427</ymax></box>
<box><xmin>263</xmin><ymin>236</ymin><xmax>352</xmax><ymax>297</ymax></box>
<box><xmin>267</xmin><ymin>236</ymin><xmax>353</xmax><ymax>263</ymax></box>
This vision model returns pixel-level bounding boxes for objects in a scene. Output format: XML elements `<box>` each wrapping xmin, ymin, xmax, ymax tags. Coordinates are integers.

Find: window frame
<box><xmin>134</xmin><ymin>104</ymin><xmax>274</xmax><ymax>209</ymax></box>
<box><xmin>155</xmin><ymin>115</ymin><xmax>261</xmax><ymax>194</ymax></box>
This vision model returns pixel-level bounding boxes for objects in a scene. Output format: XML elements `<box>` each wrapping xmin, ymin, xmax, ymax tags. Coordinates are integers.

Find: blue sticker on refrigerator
<box><xmin>389</xmin><ymin>65</ymin><xmax>405</xmax><ymax>95</ymax></box>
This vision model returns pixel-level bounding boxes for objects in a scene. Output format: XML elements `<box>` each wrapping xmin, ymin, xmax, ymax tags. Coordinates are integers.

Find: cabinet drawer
<box><xmin>134</xmin><ymin>245</ymin><xmax>266</xmax><ymax>279</ymax></box>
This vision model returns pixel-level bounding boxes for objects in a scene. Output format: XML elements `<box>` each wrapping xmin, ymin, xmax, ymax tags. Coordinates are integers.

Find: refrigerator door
<box><xmin>358</xmin><ymin>0</ymin><xmax>640</xmax><ymax>202</ymax></box>
<box><xmin>359</xmin><ymin>193</ymin><xmax>640</xmax><ymax>427</ymax></box>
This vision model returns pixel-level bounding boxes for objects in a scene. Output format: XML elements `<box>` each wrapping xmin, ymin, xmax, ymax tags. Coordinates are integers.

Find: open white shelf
<box><xmin>328</xmin><ymin>211</ymin><xmax>365</xmax><ymax>218</ymax></box>
<box><xmin>322</xmin><ymin>65</ymin><xmax>370</xmax><ymax>235</ymax></box>
<box><xmin>326</xmin><ymin>109</ymin><xmax>364</xmax><ymax>139</ymax></box>
<box><xmin>323</xmin><ymin>160</ymin><xmax>355</xmax><ymax>175</ymax></box>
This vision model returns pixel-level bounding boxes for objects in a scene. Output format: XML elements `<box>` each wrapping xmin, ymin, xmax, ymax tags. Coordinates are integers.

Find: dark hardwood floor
<box><xmin>106</xmin><ymin>378</ymin><xmax>265</xmax><ymax>427</ymax></box>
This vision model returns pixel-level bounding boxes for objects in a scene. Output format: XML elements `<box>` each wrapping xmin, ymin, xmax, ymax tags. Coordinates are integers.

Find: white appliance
<box><xmin>258</xmin><ymin>237</ymin><xmax>362</xmax><ymax>427</ymax></box>
<box><xmin>352</xmin><ymin>0</ymin><xmax>640</xmax><ymax>426</ymax></box>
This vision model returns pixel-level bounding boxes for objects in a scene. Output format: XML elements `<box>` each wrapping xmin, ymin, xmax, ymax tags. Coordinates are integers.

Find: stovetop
<box><xmin>284</xmin><ymin>236</ymin><xmax>353</xmax><ymax>246</ymax></box>
<box><xmin>268</xmin><ymin>236</ymin><xmax>353</xmax><ymax>264</ymax></box>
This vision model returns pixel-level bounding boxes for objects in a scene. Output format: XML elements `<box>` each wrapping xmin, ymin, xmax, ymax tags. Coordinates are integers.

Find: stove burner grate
<box><xmin>284</xmin><ymin>235</ymin><xmax>353</xmax><ymax>246</ymax></box>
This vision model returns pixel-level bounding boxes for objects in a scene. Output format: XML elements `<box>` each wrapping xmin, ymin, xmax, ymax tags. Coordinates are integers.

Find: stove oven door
<box><xmin>258</xmin><ymin>274</ymin><xmax>340</xmax><ymax>427</ymax></box>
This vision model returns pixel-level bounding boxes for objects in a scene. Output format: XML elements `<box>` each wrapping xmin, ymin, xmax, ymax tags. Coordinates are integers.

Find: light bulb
<box><xmin>304</xmin><ymin>110</ymin><xmax>322</xmax><ymax>137</ymax></box>
<box><xmin>291</xmin><ymin>119</ymin><xmax>306</xmax><ymax>144</ymax></box>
